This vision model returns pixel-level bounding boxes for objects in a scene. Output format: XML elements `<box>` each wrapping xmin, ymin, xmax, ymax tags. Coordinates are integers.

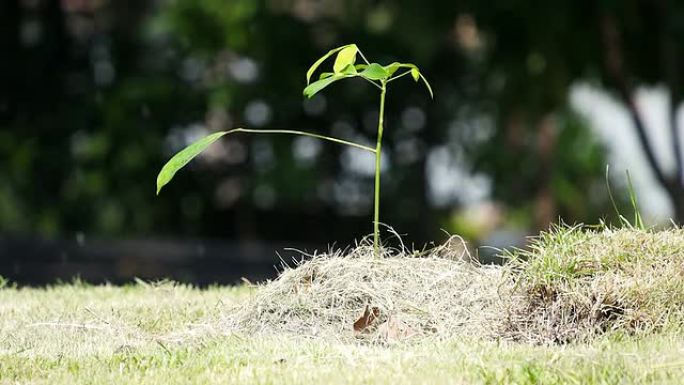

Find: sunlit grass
<box><xmin>503</xmin><ymin>226</ymin><xmax>684</xmax><ymax>343</ymax></box>
<box><xmin>2</xmin><ymin>280</ymin><xmax>684</xmax><ymax>384</ymax></box>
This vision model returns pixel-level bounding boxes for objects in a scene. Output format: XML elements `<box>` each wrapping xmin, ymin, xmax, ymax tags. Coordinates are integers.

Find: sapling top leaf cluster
<box><xmin>156</xmin><ymin>44</ymin><xmax>432</xmax><ymax>256</ymax></box>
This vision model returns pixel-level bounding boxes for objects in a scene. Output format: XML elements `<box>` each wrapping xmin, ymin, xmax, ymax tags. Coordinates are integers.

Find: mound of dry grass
<box><xmin>501</xmin><ymin>226</ymin><xmax>684</xmax><ymax>344</ymax></box>
<box><xmin>228</xmin><ymin>240</ymin><xmax>506</xmax><ymax>343</ymax></box>
<box><xmin>228</xmin><ymin>227</ymin><xmax>684</xmax><ymax>344</ymax></box>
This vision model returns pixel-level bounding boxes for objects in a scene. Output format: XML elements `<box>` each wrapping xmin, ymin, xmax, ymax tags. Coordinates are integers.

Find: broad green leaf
<box><xmin>355</xmin><ymin>64</ymin><xmax>368</xmax><ymax>71</ymax></box>
<box><xmin>333</xmin><ymin>45</ymin><xmax>358</xmax><ymax>73</ymax></box>
<box><xmin>156</xmin><ymin>131</ymin><xmax>229</xmax><ymax>194</ymax></box>
<box><xmin>384</xmin><ymin>62</ymin><xmax>403</xmax><ymax>76</ymax></box>
<box><xmin>360</xmin><ymin>63</ymin><xmax>389</xmax><ymax>80</ymax></box>
<box><xmin>410</xmin><ymin>68</ymin><xmax>420</xmax><ymax>81</ymax></box>
<box><xmin>384</xmin><ymin>62</ymin><xmax>417</xmax><ymax>76</ymax></box>
<box><xmin>341</xmin><ymin>64</ymin><xmax>358</xmax><ymax>75</ymax></box>
<box><xmin>303</xmin><ymin>74</ymin><xmax>349</xmax><ymax>98</ymax></box>
<box><xmin>306</xmin><ymin>44</ymin><xmax>356</xmax><ymax>84</ymax></box>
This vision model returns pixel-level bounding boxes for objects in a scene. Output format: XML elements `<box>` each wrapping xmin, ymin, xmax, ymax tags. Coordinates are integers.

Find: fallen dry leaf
<box><xmin>353</xmin><ymin>305</ymin><xmax>380</xmax><ymax>333</ymax></box>
<box><xmin>377</xmin><ymin>316</ymin><xmax>417</xmax><ymax>341</ymax></box>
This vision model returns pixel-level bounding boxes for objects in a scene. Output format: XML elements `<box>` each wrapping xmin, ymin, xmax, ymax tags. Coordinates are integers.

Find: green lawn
<box><xmin>2</xmin><ymin>282</ymin><xmax>684</xmax><ymax>384</ymax></box>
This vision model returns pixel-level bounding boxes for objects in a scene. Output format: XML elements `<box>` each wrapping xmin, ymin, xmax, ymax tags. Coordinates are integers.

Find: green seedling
<box><xmin>156</xmin><ymin>44</ymin><xmax>432</xmax><ymax>256</ymax></box>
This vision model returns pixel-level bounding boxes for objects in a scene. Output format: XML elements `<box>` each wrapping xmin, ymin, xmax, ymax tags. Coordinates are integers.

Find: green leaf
<box><xmin>360</xmin><ymin>63</ymin><xmax>389</xmax><ymax>80</ymax></box>
<box><xmin>306</xmin><ymin>44</ymin><xmax>356</xmax><ymax>84</ymax></box>
<box><xmin>341</xmin><ymin>64</ymin><xmax>358</xmax><ymax>75</ymax></box>
<box><xmin>384</xmin><ymin>62</ymin><xmax>401</xmax><ymax>76</ymax></box>
<box><xmin>303</xmin><ymin>74</ymin><xmax>349</xmax><ymax>98</ymax></box>
<box><xmin>156</xmin><ymin>131</ymin><xmax>229</xmax><ymax>194</ymax></box>
<box><xmin>385</xmin><ymin>62</ymin><xmax>416</xmax><ymax>76</ymax></box>
<box><xmin>319</xmin><ymin>72</ymin><xmax>334</xmax><ymax>80</ymax></box>
<box><xmin>333</xmin><ymin>45</ymin><xmax>358</xmax><ymax>73</ymax></box>
<box><xmin>385</xmin><ymin>63</ymin><xmax>399</xmax><ymax>75</ymax></box>
<box><xmin>410</xmin><ymin>68</ymin><xmax>420</xmax><ymax>81</ymax></box>
<box><xmin>384</xmin><ymin>62</ymin><xmax>433</xmax><ymax>98</ymax></box>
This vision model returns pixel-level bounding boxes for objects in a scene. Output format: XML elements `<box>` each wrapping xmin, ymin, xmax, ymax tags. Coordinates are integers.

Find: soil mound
<box><xmin>228</xmin><ymin>228</ymin><xmax>684</xmax><ymax>344</ymax></box>
<box><xmin>229</xmin><ymin>242</ymin><xmax>505</xmax><ymax>342</ymax></box>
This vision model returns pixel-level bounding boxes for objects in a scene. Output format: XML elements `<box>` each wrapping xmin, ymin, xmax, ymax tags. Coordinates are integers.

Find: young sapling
<box><xmin>156</xmin><ymin>44</ymin><xmax>432</xmax><ymax>257</ymax></box>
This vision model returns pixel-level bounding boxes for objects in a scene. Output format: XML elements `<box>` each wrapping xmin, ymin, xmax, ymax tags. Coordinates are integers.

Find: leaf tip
<box><xmin>410</xmin><ymin>68</ymin><xmax>420</xmax><ymax>82</ymax></box>
<box><xmin>156</xmin><ymin>177</ymin><xmax>165</xmax><ymax>195</ymax></box>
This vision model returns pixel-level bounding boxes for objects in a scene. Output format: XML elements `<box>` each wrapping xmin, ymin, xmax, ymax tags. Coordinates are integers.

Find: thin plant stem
<box><xmin>358</xmin><ymin>49</ymin><xmax>371</xmax><ymax>65</ymax></box>
<box><xmin>226</xmin><ymin>128</ymin><xmax>376</xmax><ymax>153</ymax></box>
<box><xmin>387</xmin><ymin>70</ymin><xmax>413</xmax><ymax>83</ymax></box>
<box><xmin>373</xmin><ymin>81</ymin><xmax>387</xmax><ymax>256</ymax></box>
<box><xmin>361</xmin><ymin>77</ymin><xmax>383</xmax><ymax>90</ymax></box>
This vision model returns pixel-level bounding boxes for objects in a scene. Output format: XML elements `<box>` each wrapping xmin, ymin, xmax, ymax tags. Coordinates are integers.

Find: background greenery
<box><xmin>2</xmin><ymin>0</ymin><xmax>682</xmax><ymax>247</ymax></box>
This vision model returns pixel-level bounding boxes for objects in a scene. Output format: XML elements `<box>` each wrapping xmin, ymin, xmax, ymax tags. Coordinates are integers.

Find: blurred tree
<box><xmin>151</xmin><ymin>0</ymin><xmax>614</xmax><ymax>240</ymax></box>
<box><xmin>470</xmin><ymin>0</ymin><xmax>684</xmax><ymax>222</ymax></box>
<box><xmin>4</xmin><ymin>0</ymin><xmax>659</xmax><ymax>247</ymax></box>
<box><xmin>596</xmin><ymin>0</ymin><xmax>684</xmax><ymax>219</ymax></box>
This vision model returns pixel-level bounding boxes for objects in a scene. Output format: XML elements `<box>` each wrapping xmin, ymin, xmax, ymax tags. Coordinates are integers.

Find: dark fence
<box><xmin>0</xmin><ymin>235</ymin><xmax>320</xmax><ymax>286</ymax></box>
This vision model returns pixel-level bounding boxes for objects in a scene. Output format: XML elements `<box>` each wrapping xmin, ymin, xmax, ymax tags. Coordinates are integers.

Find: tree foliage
<box><xmin>4</xmin><ymin>0</ymin><xmax>676</xmax><ymax>242</ymax></box>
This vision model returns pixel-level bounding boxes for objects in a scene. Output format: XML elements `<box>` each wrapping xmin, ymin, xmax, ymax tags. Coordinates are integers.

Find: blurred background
<box><xmin>2</xmin><ymin>0</ymin><xmax>684</xmax><ymax>285</ymax></box>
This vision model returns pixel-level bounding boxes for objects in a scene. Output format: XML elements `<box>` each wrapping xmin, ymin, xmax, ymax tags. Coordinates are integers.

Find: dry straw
<box><xmin>227</xmin><ymin>237</ymin><xmax>506</xmax><ymax>343</ymax></box>
<box><xmin>226</xmin><ymin>227</ymin><xmax>684</xmax><ymax>345</ymax></box>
